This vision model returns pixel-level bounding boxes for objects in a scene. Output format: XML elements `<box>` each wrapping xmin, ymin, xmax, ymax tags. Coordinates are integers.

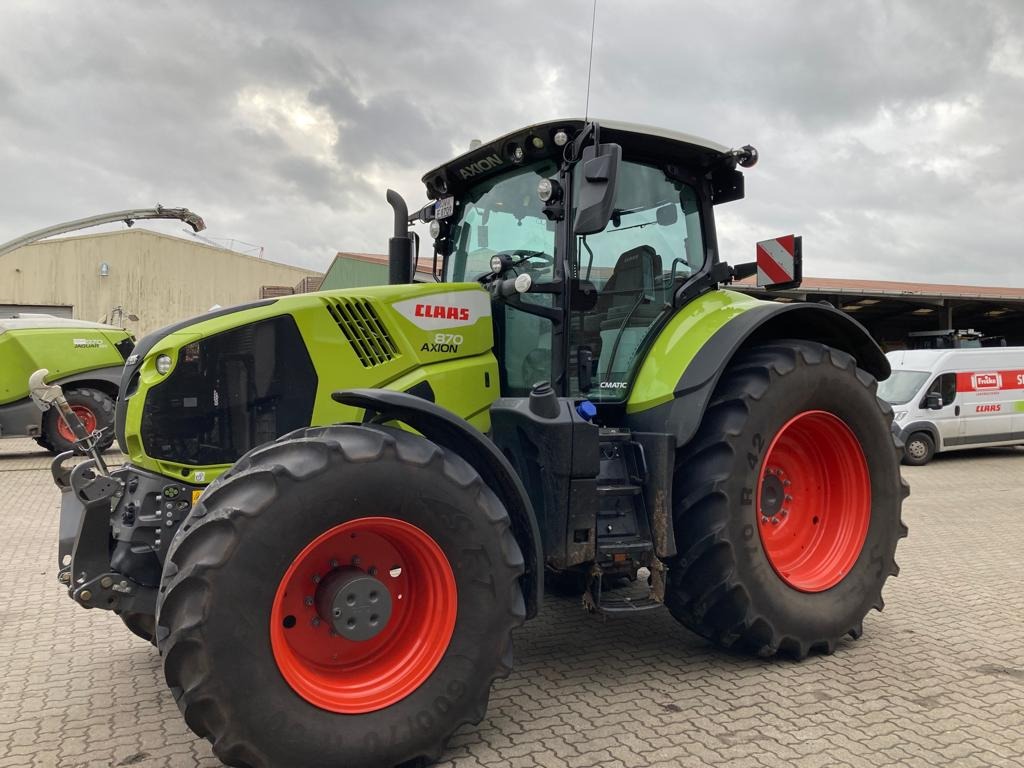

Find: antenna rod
<box><xmin>584</xmin><ymin>0</ymin><xmax>598</xmax><ymax>119</ymax></box>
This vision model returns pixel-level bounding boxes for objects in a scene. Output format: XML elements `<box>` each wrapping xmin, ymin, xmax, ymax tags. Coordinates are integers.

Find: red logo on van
<box><xmin>972</xmin><ymin>372</ymin><xmax>1001</xmax><ymax>390</ymax></box>
<box><xmin>976</xmin><ymin>404</ymin><xmax>1001</xmax><ymax>413</ymax></box>
<box><xmin>414</xmin><ymin>304</ymin><xmax>470</xmax><ymax>321</ymax></box>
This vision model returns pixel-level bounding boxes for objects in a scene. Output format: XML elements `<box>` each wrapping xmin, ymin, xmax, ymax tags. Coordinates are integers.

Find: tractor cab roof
<box><xmin>421</xmin><ymin>118</ymin><xmax>739</xmax><ymax>201</ymax></box>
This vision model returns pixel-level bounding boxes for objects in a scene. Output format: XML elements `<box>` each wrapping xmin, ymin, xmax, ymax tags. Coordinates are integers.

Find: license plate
<box><xmin>434</xmin><ymin>196</ymin><xmax>455</xmax><ymax>219</ymax></box>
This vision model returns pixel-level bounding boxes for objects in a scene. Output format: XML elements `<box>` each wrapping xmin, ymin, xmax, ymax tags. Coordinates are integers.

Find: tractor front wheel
<box><xmin>156</xmin><ymin>424</ymin><xmax>525</xmax><ymax>768</ymax></box>
<box><xmin>665</xmin><ymin>341</ymin><xmax>908</xmax><ymax>658</ymax></box>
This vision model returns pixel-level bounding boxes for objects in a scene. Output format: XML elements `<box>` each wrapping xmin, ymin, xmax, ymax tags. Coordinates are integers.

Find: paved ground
<box><xmin>1</xmin><ymin>437</ymin><xmax>1023</xmax><ymax>768</ymax></box>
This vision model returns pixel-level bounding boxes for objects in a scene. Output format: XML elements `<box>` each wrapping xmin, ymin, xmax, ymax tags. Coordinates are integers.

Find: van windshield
<box><xmin>878</xmin><ymin>370</ymin><xmax>930</xmax><ymax>405</ymax></box>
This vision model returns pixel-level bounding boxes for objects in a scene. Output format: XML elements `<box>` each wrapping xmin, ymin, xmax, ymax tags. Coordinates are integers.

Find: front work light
<box><xmin>156</xmin><ymin>354</ymin><xmax>172</xmax><ymax>375</ymax></box>
<box><xmin>537</xmin><ymin>178</ymin><xmax>561</xmax><ymax>203</ymax></box>
<box><xmin>429</xmin><ymin>219</ymin><xmax>441</xmax><ymax>239</ymax></box>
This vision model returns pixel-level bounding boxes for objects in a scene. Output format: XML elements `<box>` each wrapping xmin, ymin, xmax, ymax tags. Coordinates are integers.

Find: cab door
<box><xmin>921</xmin><ymin>372</ymin><xmax>963</xmax><ymax>448</ymax></box>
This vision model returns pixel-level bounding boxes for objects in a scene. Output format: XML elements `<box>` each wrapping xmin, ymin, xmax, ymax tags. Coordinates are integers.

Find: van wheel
<box><xmin>903</xmin><ymin>432</ymin><xmax>934</xmax><ymax>466</ymax></box>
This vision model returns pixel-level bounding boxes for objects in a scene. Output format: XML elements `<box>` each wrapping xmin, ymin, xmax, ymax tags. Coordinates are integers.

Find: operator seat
<box><xmin>595</xmin><ymin>245</ymin><xmax>662</xmax><ymax>315</ymax></box>
<box><xmin>577</xmin><ymin>246</ymin><xmax>665</xmax><ymax>383</ymax></box>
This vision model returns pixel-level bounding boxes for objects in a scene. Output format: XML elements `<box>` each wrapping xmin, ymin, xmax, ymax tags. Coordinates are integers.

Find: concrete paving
<box><xmin>1</xmin><ymin>437</ymin><xmax>1022</xmax><ymax>767</ymax></box>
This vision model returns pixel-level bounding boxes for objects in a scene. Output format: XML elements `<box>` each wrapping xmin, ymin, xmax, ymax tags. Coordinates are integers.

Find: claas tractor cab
<box><xmin>41</xmin><ymin>119</ymin><xmax>907</xmax><ymax>768</ymax></box>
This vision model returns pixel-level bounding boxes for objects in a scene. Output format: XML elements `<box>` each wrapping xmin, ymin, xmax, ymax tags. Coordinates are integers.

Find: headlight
<box><xmin>156</xmin><ymin>354</ymin><xmax>172</xmax><ymax>375</ymax></box>
<box><xmin>428</xmin><ymin>219</ymin><xmax>441</xmax><ymax>239</ymax></box>
<box><xmin>893</xmin><ymin>410</ymin><xmax>908</xmax><ymax>422</ymax></box>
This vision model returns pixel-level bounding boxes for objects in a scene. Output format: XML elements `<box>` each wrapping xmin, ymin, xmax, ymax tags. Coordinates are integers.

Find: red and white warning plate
<box><xmin>756</xmin><ymin>235</ymin><xmax>799</xmax><ymax>287</ymax></box>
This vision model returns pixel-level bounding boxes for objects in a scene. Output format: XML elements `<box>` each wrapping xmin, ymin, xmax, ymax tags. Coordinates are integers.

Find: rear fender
<box><xmin>333</xmin><ymin>388</ymin><xmax>543</xmax><ymax>619</ymax></box>
<box><xmin>627</xmin><ymin>296</ymin><xmax>889</xmax><ymax>447</ymax></box>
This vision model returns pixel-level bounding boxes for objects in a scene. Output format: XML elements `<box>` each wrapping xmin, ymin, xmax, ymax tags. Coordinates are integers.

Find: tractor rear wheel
<box><xmin>665</xmin><ymin>341</ymin><xmax>908</xmax><ymax>658</ymax></box>
<box><xmin>156</xmin><ymin>424</ymin><xmax>525</xmax><ymax>768</ymax></box>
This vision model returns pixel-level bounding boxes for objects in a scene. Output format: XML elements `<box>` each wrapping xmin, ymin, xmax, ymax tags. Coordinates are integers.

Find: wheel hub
<box><xmin>315</xmin><ymin>567</ymin><xmax>392</xmax><ymax>641</ymax></box>
<box><xmin>270</xmin><ymin>516</ymin><xmax>458</xmax><ymax>713</ymax></box>
<box><xmin>759</xmin><ymin>470</ymin><xmax>788</xmax><ymax>520</ymax></box>
<box><xmin>756</xmin><ymin>410</ymin><xmax>871</xmax><ymax>592</ymax></box>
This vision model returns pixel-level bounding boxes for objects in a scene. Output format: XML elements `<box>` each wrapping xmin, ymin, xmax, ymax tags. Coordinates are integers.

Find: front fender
<box><xmin>626</xmin><ymin>290</ymin><xmax>888</xmax><ymax>447</ymax></box>
<box><xmin>333</xmin><ymin>388</ymin><xmax>543</xmax><ymax>619</ymax></box>
<box><xmin>54</xmin><ymin>364</ymin><xmax>125</xmax><ymax>394</ymax></box>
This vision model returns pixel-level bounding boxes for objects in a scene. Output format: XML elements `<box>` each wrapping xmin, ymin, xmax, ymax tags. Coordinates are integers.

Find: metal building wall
<box><xmin>0</xmin><ymin>229</ymin><xmax>322</xmax><ymax>335</ymax></box>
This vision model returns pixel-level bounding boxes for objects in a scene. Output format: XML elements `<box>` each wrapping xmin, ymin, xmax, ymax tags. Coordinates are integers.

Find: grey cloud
<box><xmin>0</xmin><ymin>0</ymin><xmax>1022</xmax><ymax>282</ymax></box>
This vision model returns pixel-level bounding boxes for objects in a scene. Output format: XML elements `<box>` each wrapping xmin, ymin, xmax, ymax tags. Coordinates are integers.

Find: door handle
<box><xmin>955</xmin><ymin>405</ymin><xmax>961</xmax><ymax>416</ymax></box>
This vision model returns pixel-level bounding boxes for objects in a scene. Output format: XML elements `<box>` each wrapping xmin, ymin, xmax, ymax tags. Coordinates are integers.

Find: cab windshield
<box><xmin>446</xmin><ymin>160</ymin><xmax>558</xmax><ymax>282</ymax></box>
<box><xmin>877</xmin><ymin>370</ymin><xmax>930</xmax><ymax>404</ymax></box>
<box><xmin>446</xmin><ymin>160</ymin><xmax>559</xmax><ymax>396</ymax></box>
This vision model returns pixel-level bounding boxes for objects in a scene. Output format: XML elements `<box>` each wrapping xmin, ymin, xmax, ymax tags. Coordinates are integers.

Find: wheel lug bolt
<box><xmin>351</xmin><ymin>556</ymin><xmax>360</xmax><ymax>567</ymax></box>
<box><xmin>311</xmin><ymin>617</ymin><xmax>321</xmax><ymax>627</ymax></box>
<box><xmin>771</xmin><ymin>518</ymin><xmax>779</xmax><ymax>525</ymax></box>
<box><xmin>784</xmin><ymin>495</ymin><xmax>793</xmax><ymax>503</ymax></box>
<box><xmin>304</xmin><ymin>596</ymin><xmax>314</xmax><ymax>607</ymax></box>
<box><xmin>761</xmin><ymin>516</ymin><xmax>769</xmax><ymax>523</ymax></box>
<box><xmin>312</xmin><ymin>574</ymin><xmax>321</xmax><ymax>584</ymax></box>
<box><xmin>368</xmin><ymin>566</ymin><xmax>377</xmax><ymax>577</ymax></box>
<box><xmin>780</xmin><ymin>510</ymin><xmax>788</xmax><ymax>517</ymax></box>
<box><xmin>783</xmin><ymin>480</ymin><xmax>791</xmax><ymax>487</ymax></box>
<box><xmin>330</xmin><ymin>559</ymin><xmax>339</xmax><ymax>568</ymax></box>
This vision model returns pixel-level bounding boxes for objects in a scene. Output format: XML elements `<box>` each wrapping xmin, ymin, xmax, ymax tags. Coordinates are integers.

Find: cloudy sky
<box><xmin>1</xmin><ymin>0</ymin><xmax>1022</xmax><ymax>285</ymax></box>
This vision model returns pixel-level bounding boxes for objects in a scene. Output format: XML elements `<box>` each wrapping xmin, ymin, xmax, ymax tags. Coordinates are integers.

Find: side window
<box><xmin>923</xmin><ymin>373</ymin><xmax>956</xmax><ymax>407</ymax></box>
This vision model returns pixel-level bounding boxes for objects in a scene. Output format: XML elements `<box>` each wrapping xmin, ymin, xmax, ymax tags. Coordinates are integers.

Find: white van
<box><xmin>879</xmin><ymin>347</ymin><xmax>1024</xmax><ymax>465</ymax></box>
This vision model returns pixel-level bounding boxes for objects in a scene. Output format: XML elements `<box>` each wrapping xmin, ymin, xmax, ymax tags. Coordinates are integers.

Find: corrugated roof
<box><xmin>735</xmin><ymin>275</ymin><xmax>1024</xmax><ymax>302</ymax></box>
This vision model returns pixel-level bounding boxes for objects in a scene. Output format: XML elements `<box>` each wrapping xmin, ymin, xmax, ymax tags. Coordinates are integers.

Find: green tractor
<box><xmin>0</xmin><ymin>316</ymin><xmax>132</xmax><ymax>453</ymax></box>
<box><xmin>45</xmin><ymin>120</ymin><xmax>907</xmax><ymax>768</ymax></box>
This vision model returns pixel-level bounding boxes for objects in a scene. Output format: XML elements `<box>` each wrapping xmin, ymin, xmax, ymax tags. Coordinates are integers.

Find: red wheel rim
<box><xmin>57</xmin><ymin>405</ymin><xmax>96</xmax><ymax>442</ymax></box>
<box><xmin>757</xmin><ymin>410</ymin><xmax>871</xmax><ymax>592</ymax></box>
<box><xmin>270</xmin><ymin>517</ymin><xmax>457</xmax><ymax>713</ymax></box>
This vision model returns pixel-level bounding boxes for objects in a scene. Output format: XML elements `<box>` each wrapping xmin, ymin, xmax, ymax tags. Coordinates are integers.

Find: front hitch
<box><xmin>35</xmin><ymin>370</ymin><xmax>158</xmax><ymax>615</ymax></box>
<box><xmin>29</xmin><ymin>368</ymin><xmax>110</xmax><ymax>474</ymax></box>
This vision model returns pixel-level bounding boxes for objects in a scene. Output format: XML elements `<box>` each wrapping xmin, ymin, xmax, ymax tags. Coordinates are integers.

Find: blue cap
<box><xmin>576</xmin><ymin>400</ymin><xmax>597</xmax><ymax>421</ymax></box>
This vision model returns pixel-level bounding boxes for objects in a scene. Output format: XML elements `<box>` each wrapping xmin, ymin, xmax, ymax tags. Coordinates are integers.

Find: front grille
<box><xmin>140</xmin><ymin>315</ymin><xmax>318</xmax><ymax>466</ymax></box>
<box><xmin>325</xmin><ymin>298</ymin><xmax>399</xmax><ymax>367</ymax></box>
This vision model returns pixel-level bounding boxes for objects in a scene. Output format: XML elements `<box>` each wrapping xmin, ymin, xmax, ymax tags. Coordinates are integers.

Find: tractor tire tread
<box><xmin>665</xmin><ymin>340</ymin><xmax>908</xmax><ymax>660</ymax></box>
<box><xmin>157</xmin><ymin>424</ymin><xmax>524</xmax><ymax>768</ymax></box>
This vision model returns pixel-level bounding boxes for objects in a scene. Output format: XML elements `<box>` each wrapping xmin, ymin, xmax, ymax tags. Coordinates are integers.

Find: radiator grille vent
<box><xmin>325</xmin><ymin>299</ymin><xmax>399</xmax><ymax>367</ymax></box>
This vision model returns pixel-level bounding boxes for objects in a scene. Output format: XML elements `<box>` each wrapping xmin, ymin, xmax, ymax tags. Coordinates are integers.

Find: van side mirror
<box><xmin>925</xmin><ymin>392</ymin><xmax>942</xmax><ymax>410</ymax></box>
<box><xmin>574</xmin><ymin>143</ymin><xmax>622</xmax><ymax>236</ymax></box>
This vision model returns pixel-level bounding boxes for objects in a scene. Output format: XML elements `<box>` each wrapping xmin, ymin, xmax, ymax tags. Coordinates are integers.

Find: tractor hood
<box><xmin>115</xmin><ymin>284</ymin><xmax>499</xmax><ymax>482</ymax></box>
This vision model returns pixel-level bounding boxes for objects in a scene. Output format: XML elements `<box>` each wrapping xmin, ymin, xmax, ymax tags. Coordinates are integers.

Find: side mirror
<box><xmin>755</xmin><ymin>234</ymin><xmax>802</xmax><ymax>290</ymax></box>
<box><xmin>925</xmin><ymin>392</ymin><xmax>943</xmax><ymax>410</ymax></box>
<box><xmin>574</xmin><ymin>143</ymin><xmax>622</xmax><ymax>236</ymax></box>
<box><xmin>656</xmin><ymin>204</ymin><xmax>678</xmax><ymax>227</ymax></box>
